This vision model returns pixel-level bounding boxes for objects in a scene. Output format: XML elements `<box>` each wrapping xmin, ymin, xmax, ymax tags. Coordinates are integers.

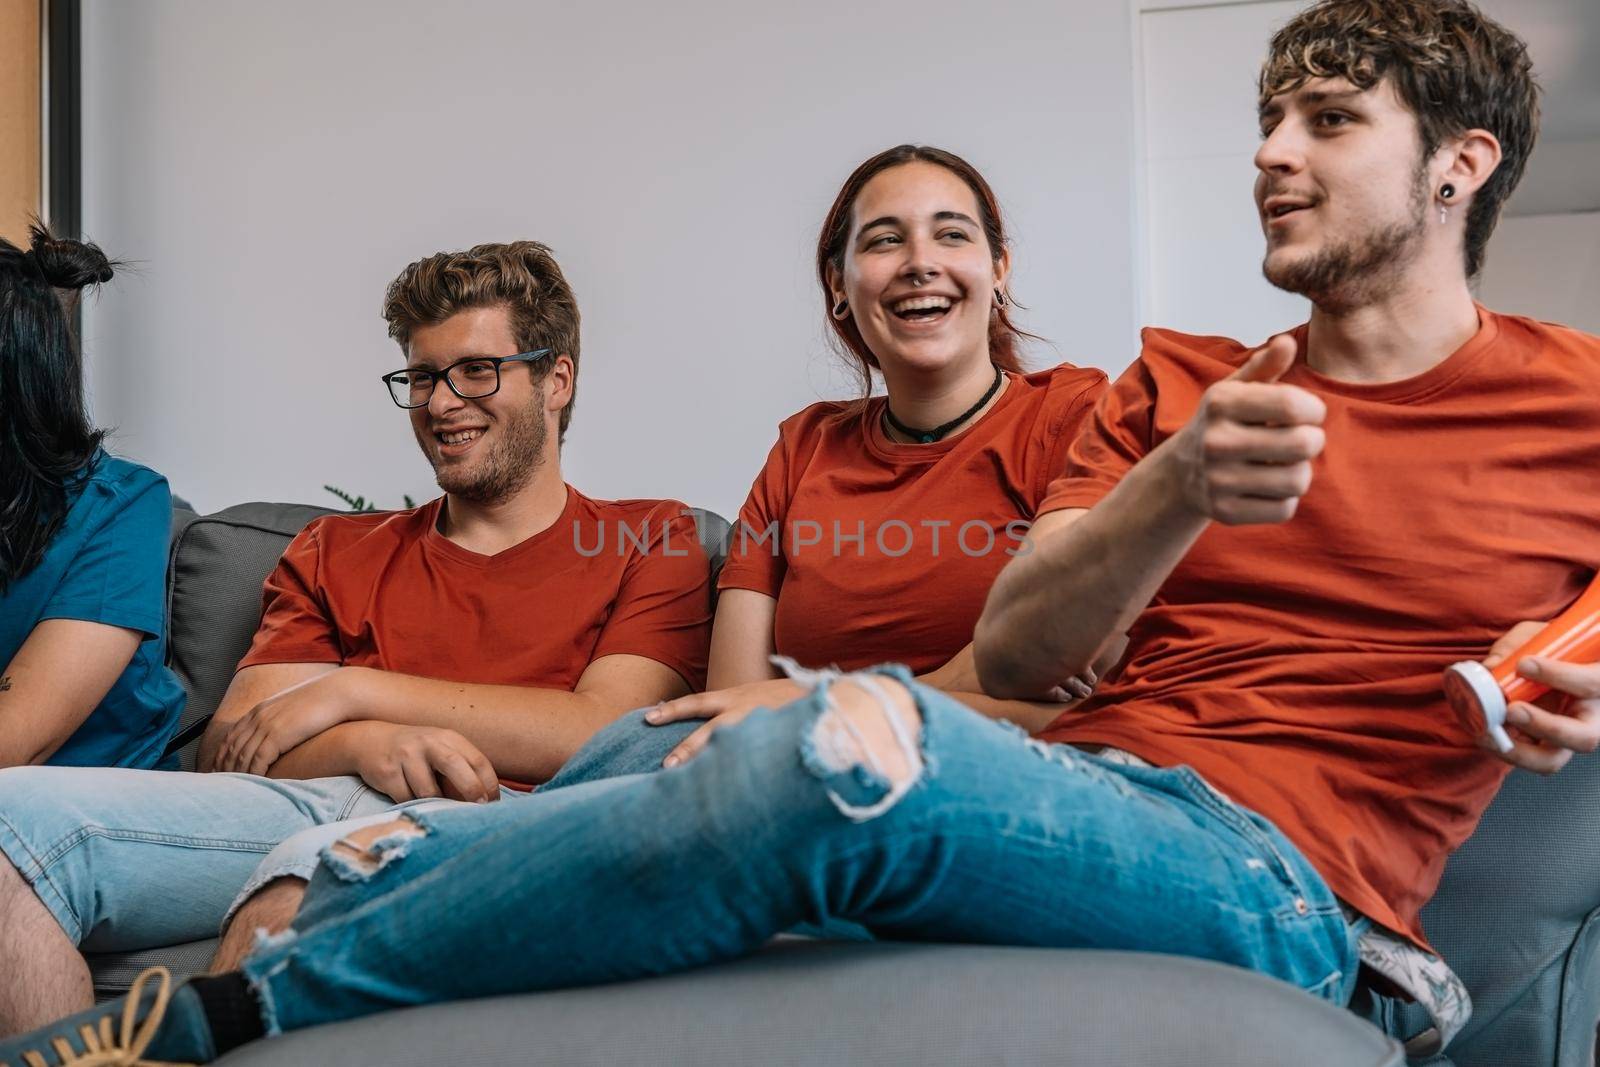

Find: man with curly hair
<box><xmin>5</xmin><ymin>2</ymin><xmax>1596</xmax><ymax>1063</ymax></box>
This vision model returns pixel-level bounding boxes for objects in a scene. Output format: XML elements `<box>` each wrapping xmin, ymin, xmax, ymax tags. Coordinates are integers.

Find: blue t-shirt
<box><xmin>0</xmin><ymin>451</ymin><xmax>185</xmax><ymax>768</ymax></box>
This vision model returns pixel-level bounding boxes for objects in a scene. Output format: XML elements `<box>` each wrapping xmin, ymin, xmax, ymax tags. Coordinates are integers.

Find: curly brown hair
<box><xmin>1260</xmin><ymin>0</ymin><xmax>1540</xmax><ymax>277</ymax></box>
<box><xmin>383</xmin><ymin>241</ymin><xmax>581</xmax><ymax>440</ymax></box>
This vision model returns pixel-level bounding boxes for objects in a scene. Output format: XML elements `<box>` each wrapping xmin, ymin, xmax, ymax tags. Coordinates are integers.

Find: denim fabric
<box><xmin>288</xmin><ymin>705</ymin><xmax>873</xmax><ymax>944</ymax></box>
<box><xmin>0</xmin><ymin>712</ymin><xmax>686</xmax><ymax>951</ymax></box>
<box><xmin>537</xmin><ymin>706</ymin><xmax>697</xmax><ymax>792</ymax></box>
<box><xmin>243</xmin><ymin>672</ymin><xmax>1357</xmax><ymax>1035</ymax></box>
<box><xmin>0</xmin><ymin>766</ymin><xmax>402</xmax><ymax>950</ymax></box>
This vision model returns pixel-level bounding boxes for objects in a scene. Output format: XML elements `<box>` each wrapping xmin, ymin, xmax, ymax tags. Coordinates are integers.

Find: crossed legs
<box><xmin>232</xmin><ymin>671</ymin><xmax>1352</xmax><ymax>1038</ymax></box>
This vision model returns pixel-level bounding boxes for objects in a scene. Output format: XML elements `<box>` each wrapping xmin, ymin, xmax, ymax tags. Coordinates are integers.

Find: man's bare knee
<box><xmin>328</xmin><ymin>816</ymin><xmax>426</xmax><ymax>876</ymax></box>
<box><xmin>811</xmin><ymin>677</ymin><xmax>923</xmax><ymax>788</ymax></box>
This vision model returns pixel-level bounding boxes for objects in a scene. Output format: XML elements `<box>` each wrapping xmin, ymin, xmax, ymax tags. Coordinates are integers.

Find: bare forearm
<box><xmin>976</xmin><ymin>440</ymin><xmax>1208</xmax><ymax>697</ymax></box>
<box><xmin>0</xmin><ymin>700</ymin><xmax>77</xmax><ymax>768</ymax></box>
<box><xmin>706</xmin><ymin>590</ymin><xmax>781</xmax><ymax>690</ymax></box>
<box><xmin>978</xmin><ymin>338</ymin><xmax>1326</xmax><ymax>699</ymax></box>
<box><xmin>198</xmin><ymin>663</ymin><xmax>337</xmax><ymax>772</ymax></box>
<box><xmin>262</xmin><ymin>722</ymin><xmax>377</xmax><ymax>779</ymax></box>
<box><xmin>344</xmin><ymin>672</ymin><xmax>615</xmax><ymax>783</ymax></box>
<box><xmin>0</xmin><ymin>730</ymin><xmax>66</xmax><ymax>770</ymax></box>
<box><xmin>0</xmin><ymin>621</ymin><xmax>142</xmax><ymax>767</ymax></box>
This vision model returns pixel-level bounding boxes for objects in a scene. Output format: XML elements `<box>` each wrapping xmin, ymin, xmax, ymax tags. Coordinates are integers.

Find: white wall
<box><xmin>1477</xmin><ymin>212</ymin><xmax>1600</xmax><ymax>334</ymax></box>
<box><xmin>80</xmin><ymin>0</ymin><xmax>1139</xmax><ymax>519</ymax></box>
<box><xmin>1138</xmin><ymin>0</ymin><xmax>1306</xmax><ymax>345</ymax></box>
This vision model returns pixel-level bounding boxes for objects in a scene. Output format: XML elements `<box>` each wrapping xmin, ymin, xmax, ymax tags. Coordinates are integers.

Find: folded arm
<box><xmin>197</xmin><ymin>662</ymin><xmax>337</xmax><ymax>772</ymax></box>
<box><xmin>211</xmin><ymin>655</ymin><xmax>691</xmax><ymax>784</ymax></box>
<box><xmin>198</xmin><ymin>665</ymin><xmax>499</xmax><ymax>803</ymax></box>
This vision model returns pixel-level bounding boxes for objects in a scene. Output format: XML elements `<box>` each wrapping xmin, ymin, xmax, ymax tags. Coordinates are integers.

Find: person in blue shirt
<box><xmin>0</xmin><ymin>223</ymin><xmax>184</xmax><ymax>770</ymax></box>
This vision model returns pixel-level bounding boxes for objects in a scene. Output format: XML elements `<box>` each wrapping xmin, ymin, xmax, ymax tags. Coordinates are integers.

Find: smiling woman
<box><xmin>696</xmin><ymin>146</ymin><xmax>1109</xmax><ymax>701</ymax></box>
<box><xmin>817</xmin><ymin>145</ymin><xmax>1033</xmax><ymax>397</ymax></box>
<box><xmin>542</xmin><ymin>145</ymin><xmax>1114</xmax><ymax>780</ymax></box>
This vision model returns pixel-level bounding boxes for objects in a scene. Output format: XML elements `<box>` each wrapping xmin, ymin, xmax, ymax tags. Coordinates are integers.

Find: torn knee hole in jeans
<box><xmin>321</xmin><ymin>817</ymin><xmax>428</xmax><ymax>882</ymax></box>
<box><xmin>777</xmin><ymin>658</ymin><xmax>926</xmax><ymax>822</ymax></box>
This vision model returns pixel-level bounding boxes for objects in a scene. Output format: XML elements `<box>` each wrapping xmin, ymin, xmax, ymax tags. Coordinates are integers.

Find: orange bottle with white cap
<box><xmin>1445</xmin><ymin>572</ymin><xmax>1600</xmax><ymax>752</ymax></box>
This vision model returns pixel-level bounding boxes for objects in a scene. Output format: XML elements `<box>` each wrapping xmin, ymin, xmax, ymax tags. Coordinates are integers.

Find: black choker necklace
<box><xmin>883</xmin><ymin>366</ymin><xmax>1004</xmax><ymax>444</ymax></box>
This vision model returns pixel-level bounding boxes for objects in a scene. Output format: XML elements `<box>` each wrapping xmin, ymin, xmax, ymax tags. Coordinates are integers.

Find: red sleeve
<box><xmin>592</xmin><ymin>504</ymin><xmax>713</xmax><ymax>690</ymax></box>
<box><xmin>1037</xmin><ymin>357</ymin><xmax>1159</xmax><ymax>516</ymax></box>
<box><xmin>236</xmin><ymin>522</ymin><xmax>344</xmax><ymax>668</ymax></box>
<box><xmin>715</xmin><ymin>424</ymin><xmax>793</xmax><ymax>598</ymax></box>
<box><xmin>1034</xmin><ymin>368</ymin><xmax>1110</xmax><ymax>507</ymax></box>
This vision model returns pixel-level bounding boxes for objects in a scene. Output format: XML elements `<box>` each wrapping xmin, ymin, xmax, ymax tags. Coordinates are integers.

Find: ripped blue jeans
<box><xmin>239</xmin><ymin>666</ymin><xmax>1357</xmax><ymax>1035</ymax></box>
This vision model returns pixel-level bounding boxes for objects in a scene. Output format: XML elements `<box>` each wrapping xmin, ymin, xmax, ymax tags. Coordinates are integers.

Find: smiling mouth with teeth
<box><xmin>437</xmin><ymin>428</ymin><xmax>484</xmax><ymax>446</ymax></box>
<box><xmin>891</xmin><ymin>295</ymin><xmax>955</xmax><ymax>320</ymax></box>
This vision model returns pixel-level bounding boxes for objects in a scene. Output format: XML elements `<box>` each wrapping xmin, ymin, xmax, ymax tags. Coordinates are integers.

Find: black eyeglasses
<box><xmin>381</xmin><ymin>350</ymin><xmax>553</xmax><ymax>409</ymax></box>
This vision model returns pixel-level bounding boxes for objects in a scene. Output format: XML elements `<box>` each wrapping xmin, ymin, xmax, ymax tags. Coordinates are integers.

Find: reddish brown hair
<box><xmin>816</xmin><ymin>145</ymin><xmax>1030</xmax><ymax>394</ymax></box>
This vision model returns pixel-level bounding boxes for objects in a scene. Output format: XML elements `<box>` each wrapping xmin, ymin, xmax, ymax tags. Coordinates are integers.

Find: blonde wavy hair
<box><xmin>1260</xmin><ymin>0</ymin><xmax>1540</xmax><ymax>277</ymax></box>
<box><xmin>383</xmin><ymin>241</ymin><xmax>581</xmax><ymax>440</ymax></box>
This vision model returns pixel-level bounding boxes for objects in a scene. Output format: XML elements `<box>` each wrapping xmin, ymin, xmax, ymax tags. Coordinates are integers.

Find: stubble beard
<box><xmin>427</xmin><ymin>396</ymin><xmax>549</xmax><ymax>506</ymax></box>
<box><xmin>1263</xmin><ymin>166</ymin><xmax>1430</xmax><ymax>312</ymax></box>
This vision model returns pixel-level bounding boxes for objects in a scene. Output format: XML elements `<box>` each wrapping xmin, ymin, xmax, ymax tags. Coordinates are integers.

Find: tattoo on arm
<box><xmin>0</xmin><ymin>676</ymin><xmax>10</xmax><ymax>692</ymax></box>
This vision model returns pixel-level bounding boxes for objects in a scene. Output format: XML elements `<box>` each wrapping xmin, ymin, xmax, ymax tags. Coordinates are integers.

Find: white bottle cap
<box><xmin>1444</xmin><ymin>660</ymin><xmax>1513</xmax><ymax>753</ymax></box>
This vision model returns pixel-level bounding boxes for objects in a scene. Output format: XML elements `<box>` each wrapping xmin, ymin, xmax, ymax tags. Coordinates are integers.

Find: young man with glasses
<box><xmin>0</xmin><ymin>241</ymin><xmax>711</xmax><ymax>1037</ymax></box>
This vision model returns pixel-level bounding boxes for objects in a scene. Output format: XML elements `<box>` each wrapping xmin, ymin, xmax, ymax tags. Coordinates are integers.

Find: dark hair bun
<box><xmin>27</xmin><ymin>223</ymin><xmax>115</xmax><ymax>290</ymax></box>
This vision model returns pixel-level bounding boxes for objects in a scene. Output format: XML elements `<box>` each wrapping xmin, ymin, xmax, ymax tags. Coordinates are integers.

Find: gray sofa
<box><xmin>82</xmin><ymin>500</ymin><xmax>1598</xmax><ymax>1064</ymax></box>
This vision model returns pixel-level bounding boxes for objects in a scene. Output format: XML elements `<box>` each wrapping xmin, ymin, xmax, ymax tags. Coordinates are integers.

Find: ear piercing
<box><xmin>1439</xmin><ymin>183</ymin><xmax>1455</xmax><ymax>225</ymax></box>
<box><xmin>993</xmin><ymin>289</ymin><xmax>1007</xmax><ymax>308</ymax></box>
<box><xmin>832</xmin><ymin>299</ymin><xmax>850</xmax><ymax>319</ymax></box>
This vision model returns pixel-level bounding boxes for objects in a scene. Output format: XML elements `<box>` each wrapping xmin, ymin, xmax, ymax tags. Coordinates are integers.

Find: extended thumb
<box><xmin>1229</xmin><ymin>333</ymin><xmax>1298</xmax><ymax>383</ymax></box>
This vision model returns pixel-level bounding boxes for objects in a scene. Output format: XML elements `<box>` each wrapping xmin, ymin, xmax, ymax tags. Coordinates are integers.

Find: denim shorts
<box><xmin>0</xmin><ymin>765</ymin><xmax>512</xmax><ymax>950</ymax></box>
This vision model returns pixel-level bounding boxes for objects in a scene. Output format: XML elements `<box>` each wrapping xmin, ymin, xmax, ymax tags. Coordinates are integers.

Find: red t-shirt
<box><xmin>240</xmin><ymin>487</ymin><xmax>711</xmax><ymax>695</ymax></box>
<box><xmin>1037</xmin><ymin>309</ymin><xmax>1600</xmax><ymax>948</ymax></box>
<box><xmin>719</xmin><ymin>364</ymin><xmax>1106</xmax><ymax>674</ymax></box>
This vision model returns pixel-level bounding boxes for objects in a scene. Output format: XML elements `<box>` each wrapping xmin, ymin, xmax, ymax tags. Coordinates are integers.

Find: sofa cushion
<box><xmin>88</xmin><ymin>938</ymin><xmax>218</xmax><ymax>1001</ymax></box>
<box><xmin>1403</xmin><ymin>752</ymin><xmax>1600</xmax><ymax>1066</ymax></box>
<box><xmin>164</xmin><ymin>503</ymin><xmax>338</xmax><ymax>767</ymax></box>
<box><xmin>213</xmin><ymin>941</ymin><xmax>1403</xmax><ymax>1066</ymax></box>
